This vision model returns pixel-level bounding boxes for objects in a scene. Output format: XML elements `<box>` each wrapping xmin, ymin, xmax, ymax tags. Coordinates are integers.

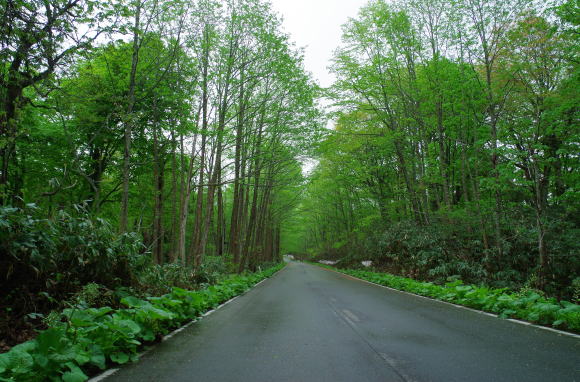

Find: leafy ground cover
<box><xmin>317</xmin><ymin>264</ymin><xmax>580</xmax><ymax>333</ymax></box>
<box><xmin>0</xmin><ymin>205</ymin><xmax>240</xmax><ymax>351</ymax></box>
<box><xmin>0</xmin><ymin>263</ymin><xmax>285</xmax><ymax>382</ymax></box>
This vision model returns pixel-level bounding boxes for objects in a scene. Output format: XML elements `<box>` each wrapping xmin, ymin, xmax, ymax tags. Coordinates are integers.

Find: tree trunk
<box><xmin>229</xmin><ymin>65</ymin><xmax>247</xmax><ymax>264</ymax></box>
<box><xmin>152</xmin><ymin>116</ymin><xmax>165</xmax><ymax>264</ymax></box>
<box><xmin>238</xmin><ymin>107</ymin><xmax>265</xmax><ymax>273</ymax></box>
<box><xmin>120</xmin><ymin>2</ymin><xmax>141</xmax><ymax>233</ymax></box>
<box><xmin>190</xmin><ymin>26</ymin><xmax>211</xmax><ymax>266</ymax></box>
<box><xmin>170</xmin><ymin>130</ymin><xmax>179</xmax><ymax>258</ymax></box>
<box><xmin>0</xmin><ymin>79</ymin><xmax>23</xmax><ymax>205</ymax></box>
<box><xmin>216</xmin><ymin>182</ymin><xmax>225</xmax><ymax>256</ymax></box>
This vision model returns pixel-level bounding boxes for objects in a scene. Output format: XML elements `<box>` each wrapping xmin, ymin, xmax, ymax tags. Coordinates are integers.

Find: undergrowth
<box><xmin>0</xmin><ymin>205</ymin><xmax>234</xmax><ymax>350</ymax></box>
<box><xmin>0</xmin><ymin>263</ymin><xmax>285</xmax><ymax>382</ymax></box>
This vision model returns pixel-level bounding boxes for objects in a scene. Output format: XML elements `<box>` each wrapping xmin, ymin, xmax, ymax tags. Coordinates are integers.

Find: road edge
<box><xmin>88</xmin><ymin>263</ymin><xmax>288</xmax><ymax>382</ymax></box>
<box><xmin>316</xmin><ymin>264</ymin><xmax>580</xmax><ymax>340</ymax></box>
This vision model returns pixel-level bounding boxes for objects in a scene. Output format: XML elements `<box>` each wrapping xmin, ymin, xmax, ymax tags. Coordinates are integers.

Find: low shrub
<box><xmin>0</xmin><ymin>205</ymin><xmax>148</xmax><ymax>350</ymax></box>
<box><xmin>316</xmin><ymin>214</ymin><xmax>580</xmax><ymax>299</ymax></box>
<box><xmin>0</xmin><ymin>263</ymin><xmax>285</xmax><ymax>382</ymax></box>
<box><xmin>0</xmin><ymin>204</ymin><xmax>145</xmax><ymax>293</ymax></box>
<box><xmin>133</xmin><ymin>263</ymin><xmax>198</xmax><ymax>296</ymax></box>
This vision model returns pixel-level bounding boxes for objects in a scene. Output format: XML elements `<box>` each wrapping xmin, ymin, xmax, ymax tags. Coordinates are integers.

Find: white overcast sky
<box><xmin>269</xmin><ymin>0</ymin><xmax>368</xmax><ymax>88</ymax></box>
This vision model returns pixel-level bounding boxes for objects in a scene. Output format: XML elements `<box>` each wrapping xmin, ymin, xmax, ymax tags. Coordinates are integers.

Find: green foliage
<box><xmin>0</xmin><ymin>204</ymin><xmax>145</xmax><ymax>293</ymax></box>
<box><xmin>197</xmin><ymin>256</ymin><xmax>231</xmax><ymax>284</ymax></box>
<box><xmin>133</xmin><ymin>263</ymin><xmax>198</xmax><ymax>296</ymax></box>
<box><xmin>297</xmin><ymin>0</ymin><xmax>580</xmax><ymax>299</ymax></box>
<box><xmin>354</xmin><ymin>219</ymin><xmax>577</xmax><ymax>291</ymax></box>
<box><xmin>0</xmin><ymin>263</ymin><xmax>285</xmax><ymax>382</ymax></box>
<box><xmin>319</xmin><ymin>265</ymin><xmax>580</xmax><ymax>333</ymax></box>
<box><xmin>134</xmin><ymin>256</ymin><xmax>231</xmax><ymax>296</ymax></box>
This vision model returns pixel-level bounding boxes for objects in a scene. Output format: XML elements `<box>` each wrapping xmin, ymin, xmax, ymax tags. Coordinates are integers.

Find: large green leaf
<box><xmin>110</xmin><ymin>352</ymin><xmax>130</xmax><ymax>365</ymax></box>
<box><xmin>61</xmin><ymin>363</ymin><xmax>88</xmax><ymax>382</ymax></box>
<box><xmin>121</xmin><ymin>296</ymin><xmax>149</xmax><ymax>308</ymax></box>
<box><xmin>0</xmin><ymin>353</ymin><xmax>10</xmax><ymax>374</ymax></box>
<box><xmin>7</xmin><ymin>349</ymin><xmax>34</xmax><ymax>375</ymax></box>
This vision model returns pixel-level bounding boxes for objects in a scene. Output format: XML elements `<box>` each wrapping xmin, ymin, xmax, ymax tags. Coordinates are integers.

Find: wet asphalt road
<box><xmin>104</xmin><ymin>262</ymin><xmax>580</xmax><ymax>382</ymax></box>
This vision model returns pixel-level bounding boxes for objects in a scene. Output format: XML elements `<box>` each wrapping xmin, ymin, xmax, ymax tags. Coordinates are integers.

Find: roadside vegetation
<box><xmin>0</xmin><ymin>263</ymin><xmax>284</xmax><ymax>382</ymax></box>
<box><xmin>318</xmin><ymin>265</ymin><xmax>580</xmax><ymax>333</ymax></box>
<box><xmin>1</xmin><ymin>205</ymin><xmax>247</xmax><ymax>351</ymax></box>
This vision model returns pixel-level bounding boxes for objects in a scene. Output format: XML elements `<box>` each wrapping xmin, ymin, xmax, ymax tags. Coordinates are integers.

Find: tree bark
<box><xmin>120</xmin><ymin>2</ymin><xmax>142</xmax><ymax>233</ymax></box>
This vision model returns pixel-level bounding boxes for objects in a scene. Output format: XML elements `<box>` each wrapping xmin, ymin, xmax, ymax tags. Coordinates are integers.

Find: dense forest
<box><xmin>1</xmin><ymin>0</ymin><xmax>321</xmax><ymax>350</ymax></box>
<box><xmin>1</xmin><ymin>0</ymin><xmax>579</xmax><ymax>366</ymax></box>
<box><xmin>291</xmin><ymin>0</ymin><xmax>579</xmax><ymax>300</ymax></box>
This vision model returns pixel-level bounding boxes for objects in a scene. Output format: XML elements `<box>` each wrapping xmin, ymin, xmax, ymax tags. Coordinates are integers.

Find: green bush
<box><xmin>322</xmin><ymin>213</ymin><xmax>580</xmax><ymax>298</ymax></box>
<box><xmin>197</xmin><ymin>256</ymin><xmax>231</xmax><ymax>285</ymax></box>
<box><xmin>0</xmin><ymin>263</ymin><xmax>285</xmax><ymax>382</ymax></box>
<box><xmin>0</xmin><ymin>205</ymin><xmax>146</xmax><ymax>294</ymax></box>
<box><xmin>133</xmin><ymin>256</ymin><xmax>232</xmax><ymax>296</ymax></box>
<box><xmin>318</xmin><ymin>265</ymin><xmax>580</xmax><ymax>333</ymax></box>
<box><xmin>0</xmin><ymin>205</ymin><xmax>151</xmax><ymax>350</ymax></box>
<box><xmin>134</xmin><ymin>263</ymin><xmax>198</xmax><ymax>296</ymax></box>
